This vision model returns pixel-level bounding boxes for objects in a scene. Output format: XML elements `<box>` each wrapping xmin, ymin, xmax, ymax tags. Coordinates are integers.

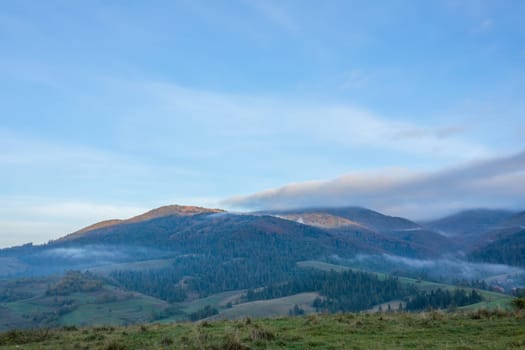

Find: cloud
<box><xmin>41</xmin><ymin>246</ymin><xmax>127</xmax><ymax>261</ymax></box>
<box><xmin>0</xmin><ymin>78</ymin><xmax>508</xmax><ymax>246</ymax></box>
<box><xmin>124</xmin><ymin>80</ymin><xmax>491</xmax><ymax>161</ymax></box>
<box><xmin>223</xmin><ymin>150</ymin><xmax>525</xmax><ymax>219</ymax></box>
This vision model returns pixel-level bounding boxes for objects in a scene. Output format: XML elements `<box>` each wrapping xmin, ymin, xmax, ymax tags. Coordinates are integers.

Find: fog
<box><xmin>2</xmin><ymin>244</ymin><xmax>177</xmax><ymax>278</ymax></box>
<box><xmin>331</xmin><ymin>253</ymin><xmax>525</xmax><ymax>289</ymax></box>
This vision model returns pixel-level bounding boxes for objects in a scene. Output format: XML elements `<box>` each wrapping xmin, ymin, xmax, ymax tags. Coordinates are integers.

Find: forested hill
<box><xmin>422</xmin><ymin>209</ymin><xmax>516</xmax><ymax>237</ymax></box>
<box><xmin>265</xmin><ymin>207</ymin><xmax>454</xmax><ymax>257</ymax></box>
<box><xmin>469</xmin><ymin>229</ymin><xmax>525</xmax><ymax>267</ymax></box>
<box><xmin>51</xmin><ymin>213</ymin><xmax>360</xmax><ymax>258</ymax></box>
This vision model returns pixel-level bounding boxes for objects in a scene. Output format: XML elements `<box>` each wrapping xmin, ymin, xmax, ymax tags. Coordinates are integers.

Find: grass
<box><xmin>59</xmin><ymin>296</ymin><xmax>169</xmax><ymax>326</ymax></box>
<box><xmin>0</xmin><ymin>283</ymin><xmax>173</xmax><ymax>331</ymax></box>
<box><xmin>180</xmin><ymin>290</ymin><xmax>246</xmax><ymax>315</ymax></box>
<box><xmin>1</xmin><ymin>311</ymin><xmax>525</xmax><ymax>349</ymax></box>
<box><xmin>209</xmin><ymin>292</ymin><xmax>320</xmax><ymax>320</ymax></box>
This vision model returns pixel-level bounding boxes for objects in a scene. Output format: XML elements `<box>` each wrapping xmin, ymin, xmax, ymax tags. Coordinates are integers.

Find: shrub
<box><xmin>104</xmin><ymin>339</ymin><xmax>127</xmax><ymax>350</ymax></box>
<box><xmin>0</xmin><ymin>329</ymin><xmax>52</xmax><ymax>345</ymax></box>
<box><xmin>221</xmin><ymin>333</ymin><xmax>249</xmax><ymax>350</ymax></box>
<box><xmin>161</xmin><ymin>336</ymin><xmax>174</xmax><ymax>346</ymax></box>
<box><xmin>249</xmin><ymin>327</ymin><xmax>275</xmax><ymax>341</ymax></box>
<box><xmin>511</xmin><ymin>297</ymin><xmax>525</xmax><ymax>311</ymax></box>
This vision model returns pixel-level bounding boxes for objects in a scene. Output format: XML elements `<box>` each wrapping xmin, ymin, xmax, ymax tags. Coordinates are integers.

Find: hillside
<box><xmin>422</xmin><ymin>209</ymin><xmax>515</xmax><ymax>237</ymax></box>
<box><xmin>267</xmin><ymin>207</ymin><xmax>453</xmax><ymax>257</ymax></box>
<box><xmin>1</xmin><ymin>311</ymin><xmax>525</xmax><ymax>350</ymax></box>
<box><xmin>500</xmin><ymin>211</ymin><xmax>525</xmax><ymax>229</ymax></box>
<box><xmin>0</xmin><ymin>272</ymin><xmax>177</xmax><ymax>332</ymax></box>
<box><xmin>0</xmin><ymin>204</ymin><xmax>522</xmax><ymax>333</ymax></box>
<box><xmin>60</xmin><ymin>205</ymin><xmax>224</xmax><ymax>242</ymax></box>
<box><xmin>51</xmin><ymin>213</ymin><xmax>358</xmax><ymax>258</ymax></box>
<box><xmin>268</xmin><ymin>207</ymin><xmax>421</xmax><ymax>232</ymax></box>
<box><xmin>469</xmin><ymin>229</ymin><xmax>525</xmax><ymax>267</ymax></box>
<box><xmin>0</xmin><ymin>255</ymin><xmax>511</xmax><ymax>331</ymax></box>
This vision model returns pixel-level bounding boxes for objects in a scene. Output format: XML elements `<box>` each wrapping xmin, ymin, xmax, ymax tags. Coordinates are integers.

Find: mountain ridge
<box><xmin>421</xmin><ymin>209</ymin><xmax>516</xmax><ymax>237</ymax></box>
<box><xmin>60</xmin><ymin>205</ymin><xmax>224</xmax><ymax>242</ymax></box>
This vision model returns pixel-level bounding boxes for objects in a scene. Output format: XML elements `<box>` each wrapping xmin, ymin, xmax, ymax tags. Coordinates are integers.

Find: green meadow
<box><xmin>1</xmin><ymin>311</ymin><xmax>525</xmax><ymax>349</ymax></box>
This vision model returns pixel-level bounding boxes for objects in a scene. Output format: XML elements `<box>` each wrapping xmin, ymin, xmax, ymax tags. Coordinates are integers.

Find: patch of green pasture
<box><xmin>210</xmin><ymin>292</ymin><xmax>320</xmax><ymax>320</ymax></box>
<box><xmin>180</xmin><ymin>290</ymin><xmax>245</xmax><ymax>314</ymax></box>
<box><xmin>3</xmin><ymin>300</ymin><xmax>53</xmax><ymax>316</ymax></box>
<box><xmin>59</xmin><ymin>297</ymin><xmax>169</xmax><ymax>327</ymax></box>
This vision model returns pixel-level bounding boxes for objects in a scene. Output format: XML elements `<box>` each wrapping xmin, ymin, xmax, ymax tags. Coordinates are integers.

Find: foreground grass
<box><xmin>1</xmin><ymin>310</ymin><xmax>525</xmax><ymax>349</ymax></box>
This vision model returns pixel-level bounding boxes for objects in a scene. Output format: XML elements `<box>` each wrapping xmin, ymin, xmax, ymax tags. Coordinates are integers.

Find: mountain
<box><xmin>499</xmin><ymin>210</ymin><xmax>525</xmax><ymax>229</ymax></box>
<box><xmin>422</xmin><ymin>209</ymin><xmax>515</xmax><ymax>237</ymax></box>
<box><xmin>268</xmin><ymin>207</ymin><xmax>420</xmax><ymax>232</ymax></box>
<box><xmin>0</xmin><ymin>204</ymin><xmax>457</xmax><ymax>280</ymax></box>
<box><xmin>469</xmin><ymin>229</ymin><xmax>525</xmax><ymax>267</ymax></box>
<box><xmin>465</xmin><ymin>210</ymin><xmax>525</xmax><ymax>267</ymax></box>
<box><xmin>55</xmin><ymin>212</ymin><xmax>356</xmax><ymax>259</ymax></box>
<box><xmin>52</xmin><ymin>205</ymin><xmax>451</xmax><ymax>259</ymax></box>
<box><xmin>0</xmin><ymin>204</ymin><xmax>518</xmax><ymax>330</ymax></box>
<box><xmin>265</xmin><ymin>207</ymin><xmax>453</xmax><ymax>257</ymax></box>
<box><xmin>60</xmin><ymin>205</ymin><xmax>224</xmax><ymax>242</ymax></box>
<box><xmin>0</xmin><ymin>208</ymin><xmax>368</xmax><ymax>279</ymax></box>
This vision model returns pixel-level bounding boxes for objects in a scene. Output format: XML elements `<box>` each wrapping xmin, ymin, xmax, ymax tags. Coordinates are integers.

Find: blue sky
<box><xmin>1</xmin><ymin>0</ymin><xmax>524</xmax><ymax>247</ymax></box>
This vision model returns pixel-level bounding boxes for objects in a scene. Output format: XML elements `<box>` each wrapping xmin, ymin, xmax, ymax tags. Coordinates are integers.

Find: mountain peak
<box><xmin>126</xmin><ymin>205</ymin><xmax>224</xmax><ymax>223</ymax></box>
<box><xmin>61</xmin><ymin>205</ymin><xmax>225</xmax><ymax>241</ymax></box>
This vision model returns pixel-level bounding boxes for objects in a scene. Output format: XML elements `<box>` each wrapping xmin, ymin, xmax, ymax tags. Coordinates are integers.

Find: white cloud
<box><xmin>123</xmin><ymin>80</ymin><xmax>492</xmax><ymax>162</ymax></box>
<box><xmin>223</xmin><ymin>150</ymin><xmax>525</xmax><ymax>220</ymax></box>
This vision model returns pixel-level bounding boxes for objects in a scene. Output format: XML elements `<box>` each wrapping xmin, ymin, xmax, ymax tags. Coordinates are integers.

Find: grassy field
<box><xmin>1</xmin><ymin>311</ymin><xmax>524</xmax><ymax>349</ymax></box>
<box><xmin>181</xmin><ymin>290</ymin><xmax>245</xmax><ymax>315</ymax></box>
<box><xmin>209</xmin><ymin>292</ymin><xmax>320</xmax><ymax>320</ymax></box>
<box><xmin>59</xmin><ymin>294</ymin><xmax>170</xmax><ymax>327</ymax></box>
<box><xmin>0</xmin><ymin>282</ymin><xmax>174</xmax><ymax>331</ymax></box>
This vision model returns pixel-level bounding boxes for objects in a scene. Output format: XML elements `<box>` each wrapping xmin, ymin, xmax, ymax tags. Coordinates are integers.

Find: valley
<box><xmin>1</xmin><ymin>205</ymin><xmax>524</xmax><ymax>332</ymax></box>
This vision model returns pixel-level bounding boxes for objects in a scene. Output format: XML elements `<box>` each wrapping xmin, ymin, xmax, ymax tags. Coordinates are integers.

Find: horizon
<box><xmin>2</xmin><ymin>1</ymin><xmax>525</xmax><ymax>247</ymax></box>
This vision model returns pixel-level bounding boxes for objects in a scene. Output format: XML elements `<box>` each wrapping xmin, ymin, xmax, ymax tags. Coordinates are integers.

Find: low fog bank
<box><xmin>330</xmin><ymin>253</ymin><xmax>525</xmax><ymax>290</ymax></box>
<box><xmin>37</xmin><ymin>244</ymin><xmax>176</xmax><ymax>266</ymax></box>
<box><xmin>2</xmin><ymin>244</ymin><xmax>176</xmax><ymax>278</ymax></box>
